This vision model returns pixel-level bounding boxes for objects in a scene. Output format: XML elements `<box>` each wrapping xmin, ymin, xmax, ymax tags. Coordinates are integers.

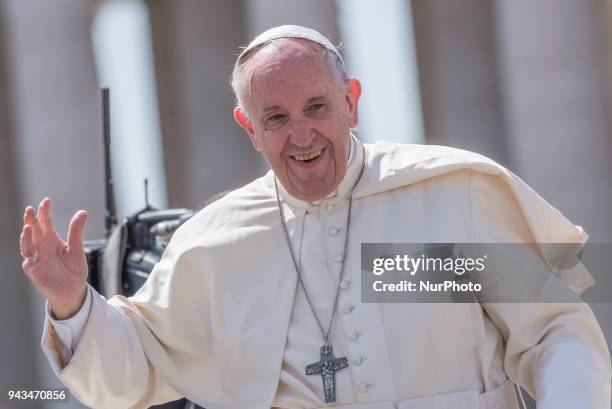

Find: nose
<box><xmin>288</xmin><ymin>116</ymin><xmax>316</xmax><ymax>148</ymax></box>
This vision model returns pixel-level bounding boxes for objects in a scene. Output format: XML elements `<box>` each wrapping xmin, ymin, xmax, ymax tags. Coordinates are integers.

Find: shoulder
<box><xmin>363</xmin><ymin>139</ymin><xmax>507</xmax><ymax>183</ymax></box>
<box><xmin>363</xmin><ymin>140</ymin><xmax>585</xmax><ymax>244</ymax></box>
<box><xmin>168</xmin><ymin>175</ymin><xmax>278</xmax><ymax>250</ymax></box>
<box><xmin>365</xmin><ymin>140</ymin><xmax>498</xmax><ymax>169</ymax></box>
<box><xmin>357</xmin><ymin>139</ymin><xmax>510</xmax><ymax>199</ymax></box>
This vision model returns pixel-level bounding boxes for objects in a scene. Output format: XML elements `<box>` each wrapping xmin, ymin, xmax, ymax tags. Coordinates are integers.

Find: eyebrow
<box><xmin>262</xmin><ymin>105</ymin><xmax>281</xmax><ymax>113</ymax></box>
<box><xmin>306</xmin><ymin>96</ymin><xmax>329</xmax><ymax>105</ymax></box>
<box><xmin>261</xmin><ymin>96</ymin><xmax>330</xmax><ymax>114</ymax></box>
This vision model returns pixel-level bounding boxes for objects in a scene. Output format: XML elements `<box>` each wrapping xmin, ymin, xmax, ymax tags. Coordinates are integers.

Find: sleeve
<box><xmin>468</xmin><ymin>170</ymin><xmax>612</xmax><ymax>409</ymax></box>
<box><xmin>42</xmin><ymin>284</ymin><xmax>92</xmax><ymax>373</ymax></box>
<box><xmin>38</xmin><ymin>236</ymin><xmax>209</xmax><ymax>409</ymax></box>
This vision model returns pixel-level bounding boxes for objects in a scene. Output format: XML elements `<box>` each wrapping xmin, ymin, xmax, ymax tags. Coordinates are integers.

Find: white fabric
<box><xmin>43</xmin><ymin>285</ymin><xmax>91</xmax><ymax>373</ymax></box>
<box><xmin>48</xmin><ymin>135</ymin><xmax>358</xmax><ymax>353</ymax></box>
<box><xmin>532</xmin><ymin>342</ymin><xmax>612</xmax><ymax>408</ymax></box>
<box><xmin>41</xmin><ymin>138</ymin><xmax>611</xmax><ymax>409</ymax></box>
<box><xmin>347</xmin><ymin>133</ymin><xmax>355</xmax><ymax>164</ymax></box>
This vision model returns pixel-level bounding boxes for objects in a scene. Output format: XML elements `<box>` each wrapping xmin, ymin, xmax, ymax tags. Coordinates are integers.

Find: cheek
<box><xmin>327</xmin><ymin>100</ymin><xmax>351</xmax><ymax>130</ymax></box>
<box><xmin>259</xmin><ymin>132</ymin><xmax>288</xmax><ymax>159</ymax></box>
<box><xmin>311</xmin><ymin>112</ymin><xmax>345</xmax><ymax>136</ymax></box>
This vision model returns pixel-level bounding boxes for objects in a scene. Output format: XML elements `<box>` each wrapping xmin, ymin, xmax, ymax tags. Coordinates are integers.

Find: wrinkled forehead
<box><xmin>245</xmin><ymin>39</ymin><xmax>341</xmax><ymax>103</ymax></box>
<box><xmin>243</xmin><ymin>38</ymin><xmax>327</xmax><ymax>74</ymax></box>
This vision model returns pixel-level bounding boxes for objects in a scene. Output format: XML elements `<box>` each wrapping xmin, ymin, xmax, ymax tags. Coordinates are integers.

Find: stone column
<box><xmin>605</xmin><ymin>0</ymin><xmax>612</xmax><ymax>91</ymax></box>
<box><xmin>494</xmin><ymin>0</ymin><xmax>612</xmax><ymax>242</ymax></box>
<box><xmin>0</xmin><ymin>1</ymin><xmax>102</xmax><ymax>407</ymax></box>
<box><xmin>337</xmin><ymin>0</ymin><xmax>425</xmax><ymax>144</ymax></box>
<box><xmin>243</xmin><ymin>0</ymin><xmax>339</xmax><ymax>41</ymax></box>
<box><xmin>411</xmin><ymin>0</ymin><xmax>508</xmax><ymax>163</ymax></box>
<box><xmin>147</xmin><ymin>0</ymin><xmax>262</xmax><ymax>209</ymax></box>
<box><xmin>0</xmin><ymin>2</ymin><xmax>41</xmax><ymax>404</ymax></box>
<box><xmin>494</xmin><ymin>1</ymin><xmax>612</xmax><ymax>405</ymax></box>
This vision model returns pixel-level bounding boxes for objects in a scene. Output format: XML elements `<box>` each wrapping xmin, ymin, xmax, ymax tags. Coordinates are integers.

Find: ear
<box><xmin>233</xmin><ymin>106</ymin><xmax>262</xmax><ymax>151</ymax></box>
<box><xmin>345</xmin><ymin>78</ymin><xmax>362</xmax><ymax>128</ymax></box>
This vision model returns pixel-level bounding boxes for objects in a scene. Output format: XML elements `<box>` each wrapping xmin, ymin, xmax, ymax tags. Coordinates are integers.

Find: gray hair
<box><xmin>230</xmin><ymin>38</ymin><xmax>349</xmax><ymax>113</ymax></box>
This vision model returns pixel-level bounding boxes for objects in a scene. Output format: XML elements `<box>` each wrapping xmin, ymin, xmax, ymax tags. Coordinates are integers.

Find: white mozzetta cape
<box><xmin>42</xmin><ymin>139</ymin><xmax>611</xmax><ymax>409</ymax></box>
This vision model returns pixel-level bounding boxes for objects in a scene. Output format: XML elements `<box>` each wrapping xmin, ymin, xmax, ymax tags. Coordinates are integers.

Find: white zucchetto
<box><xmin>237</xmin><ymin>24</ymin><xmax>344</xmax><ymax>65</ymax></box>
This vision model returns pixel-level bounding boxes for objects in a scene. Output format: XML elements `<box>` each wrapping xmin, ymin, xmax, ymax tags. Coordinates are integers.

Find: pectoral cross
<box><xmin>306</xmin><ymin>344</ymin><xmax>349</xmax><ymax>403</ymax></box>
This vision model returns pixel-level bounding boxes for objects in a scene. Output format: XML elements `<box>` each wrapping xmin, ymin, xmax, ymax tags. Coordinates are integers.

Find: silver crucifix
<box><xmin>306</xmin><ymin>344</ymin><xmax>349</xmax><ymax>403</ymax></box>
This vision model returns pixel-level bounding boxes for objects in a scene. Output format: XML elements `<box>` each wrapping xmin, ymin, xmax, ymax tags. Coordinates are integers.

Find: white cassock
<box><xmin>41</xmin><ymin>136</ymin><xmax>611</xmax><ymax>409</ymax></box>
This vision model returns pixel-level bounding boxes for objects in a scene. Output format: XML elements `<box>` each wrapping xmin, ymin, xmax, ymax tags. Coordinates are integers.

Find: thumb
<box><xmin>67</xmin><ymin>210</ymin><xmax>88</xmax><ymax>254</ymax></box>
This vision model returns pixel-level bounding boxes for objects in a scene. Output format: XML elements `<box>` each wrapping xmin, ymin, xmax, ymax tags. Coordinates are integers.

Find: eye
<box><xmin>308</xmin><ymin>103</ymin><xmax>326</xmax><ymax>112</ymax></box>
<box><xmin>263</xmin><ymin>113</ymin><xmax>288</xmax><ymax>130</ymax></box>
<box><xmin>266</xmin><ymin>113</ymin><xmax>287</xmax><ymax>123</ymax></box>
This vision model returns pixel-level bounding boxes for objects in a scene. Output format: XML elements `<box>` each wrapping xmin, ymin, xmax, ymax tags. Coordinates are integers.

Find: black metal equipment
<box><xmin>83</xmin><ymin>88</ymin><xmax>203</xmax><ymax>409</ymax></box>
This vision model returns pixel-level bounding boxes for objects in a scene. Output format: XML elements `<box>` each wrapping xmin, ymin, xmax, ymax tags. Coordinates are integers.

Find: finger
<box><xmin>37</xmin><ymin>197</ymin><xmax>55</xmax><ymax>234</ymax></box>
<box><xmin>67</xmin><ymin>210</ymin><xmax>88</xmax><ymax>254</ymax></box>
<box><xmin>23</xmin><ymin>206</ymin><xmax>43</xmax><ymax>243</ymax></box>
<box><xmin>20</xmin><ymin>225</ymin><xmax>37</xmax><ymax>257</ymax></box>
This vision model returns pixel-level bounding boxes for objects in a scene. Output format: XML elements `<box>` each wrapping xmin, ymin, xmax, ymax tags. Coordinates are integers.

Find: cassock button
<box><xmin>348</xmin><ymin>331</ymin><xmax>359</xmax><ymax>341</ymax></box>
<box><xmin>352</xmin><ymin>356</ymin><xmax>364</xmax><ymax>365</ymax></box>
<box><xmin>342</xmin><ymin>305</ymin><xmax>354</xmax><ymax>314</ymax></box>
<box><xmin>334</xmin><ymin>253</ymin><xmax>344</xmax><ymax>263</ymax></box>
<box><xmin>339</xmin><ymin>280</ymin><xmax>350</xmax><ymax>290</ymax></box>
<box><xmin>328</xmin><ymin>226</ymin><xmax>340</xmax><ymax>236</ymax></box>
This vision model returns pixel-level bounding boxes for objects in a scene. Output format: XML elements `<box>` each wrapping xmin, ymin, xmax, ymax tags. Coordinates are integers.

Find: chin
<box><xmin>289</xmin><ymin>183</ymin><xmax>335</xmax><ymax>201</ymax></box>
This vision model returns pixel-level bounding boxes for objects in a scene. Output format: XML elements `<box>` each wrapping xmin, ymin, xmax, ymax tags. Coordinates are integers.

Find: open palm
<box><xmin>20</xmin><ymin>197</ymin><xmax>89</xmax><ymax>319</ymax></box>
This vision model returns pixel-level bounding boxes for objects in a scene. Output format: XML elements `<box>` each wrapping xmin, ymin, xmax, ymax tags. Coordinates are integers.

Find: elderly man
<box><xmin>20</xmin><ymin>25</ymin><xmax>611</xmax><ymax>409</ymax></box>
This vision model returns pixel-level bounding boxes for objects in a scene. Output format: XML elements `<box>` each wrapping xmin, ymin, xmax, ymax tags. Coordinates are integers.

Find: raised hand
<box><xmin>20</xmin><ymin>197</ymin><xmax>89</xmax><ymax>320</ymax></box>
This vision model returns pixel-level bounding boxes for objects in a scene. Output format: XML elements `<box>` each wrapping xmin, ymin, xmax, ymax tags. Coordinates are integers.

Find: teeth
<box><xmin>293</xmin><ymin>149</ymin><xmax>322</xmax><ymax>161</ymax></box>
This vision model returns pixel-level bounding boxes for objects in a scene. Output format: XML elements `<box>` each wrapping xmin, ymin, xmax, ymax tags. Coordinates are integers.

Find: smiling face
<box><xmin>233</xmin><ymin>39</ymin><xmax>361</xmax><ymax>201</ymax></box>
